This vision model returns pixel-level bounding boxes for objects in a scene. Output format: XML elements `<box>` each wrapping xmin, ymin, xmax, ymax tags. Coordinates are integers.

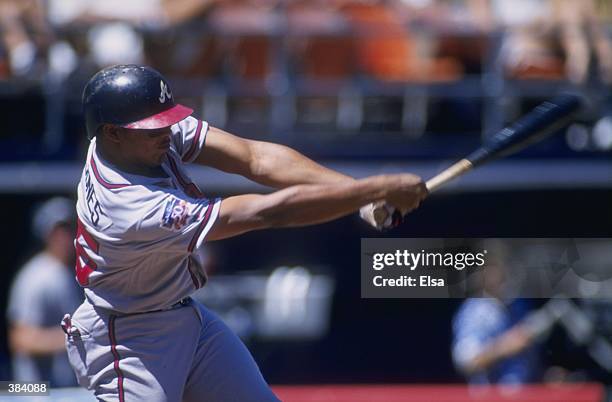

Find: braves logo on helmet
<box><xmin>159</xmin><ymin>81</ymin><xmax>172</xmax><ymax>104</ymax></box>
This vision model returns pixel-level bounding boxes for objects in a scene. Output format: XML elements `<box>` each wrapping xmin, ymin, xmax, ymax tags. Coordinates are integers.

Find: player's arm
<box><xmin>195</xmin><ymin>126</ymin><xmax>354</xmax><ymax>187</ymax></box>
<box><xmin>8</xmin><ymin>323</ymin><xmax>66</xmax><ymax>356</ymax></box>
<box><xmin>194</xmin><ymin>126</ymin><xmax>402</xmax><ymax>230</ymax></box>
<box><xmin>207</xmin><ymin>173</ymin><xmax>426</xmax><ymax>241</ymax></box>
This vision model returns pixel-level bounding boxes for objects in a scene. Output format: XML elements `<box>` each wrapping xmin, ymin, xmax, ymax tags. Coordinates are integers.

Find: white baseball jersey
<box><xmin>74</xmin><ymin>116</ymin><xmax>221</xmax><ymax>314</ymax></box>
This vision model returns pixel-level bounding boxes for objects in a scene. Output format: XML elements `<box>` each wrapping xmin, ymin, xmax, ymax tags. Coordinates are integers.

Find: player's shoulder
<box><xmin>170</xmin><ymin>116</ymin><xmax>209</xmax><ymax>163</ymax></box>
<box><xmin>81</xmin><ymin>139</ymin><xmax>176</xmax><ymax>198</ymax></box>
<box><xmin>81</xmin><ymin>138</ymin><xmax>138</xmax><ymax>192</ymax></box>
<box><xmin>172</xmin><ymin>115</ymin><xmax>201</xmax><ymax>133</ymax></box>
<box><xmin>77</xmin><ymin>158</ymin><xmax>174</xmax><ymax>236</ymax></box>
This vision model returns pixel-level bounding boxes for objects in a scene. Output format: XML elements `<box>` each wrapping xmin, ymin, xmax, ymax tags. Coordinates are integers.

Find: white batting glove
<box><xmin>359</xmin><ymin>202</ymin><xmax>402</xmax><ymax>231</ymax></box>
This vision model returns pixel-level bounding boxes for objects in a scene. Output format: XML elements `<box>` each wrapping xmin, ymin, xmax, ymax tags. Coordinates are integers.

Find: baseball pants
<box><xmin>64</xmin><ymin>298</ymin><xmax>280</xmax><ymax>402</ymax></box>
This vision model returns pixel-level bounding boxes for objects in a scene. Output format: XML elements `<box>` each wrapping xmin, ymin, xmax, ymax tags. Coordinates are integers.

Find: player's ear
<box><xmin>102</xmin><ymin>125</ymin><xmax>121</xmax><ymax>144</ymax></box>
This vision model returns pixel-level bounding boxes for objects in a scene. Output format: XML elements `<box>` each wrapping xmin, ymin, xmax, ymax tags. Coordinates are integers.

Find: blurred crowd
<box><xmin>0</xmin><ymin>0</ymin><xmax>611</xmax><ymax>85</ymax></box>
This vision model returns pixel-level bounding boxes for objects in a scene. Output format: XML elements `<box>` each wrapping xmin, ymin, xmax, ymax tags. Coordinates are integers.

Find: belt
<box><xmin>61</xmin><ymin>297</ymin><xmax>193</xmax><ymax>337</ymax></box>
<box><xmin>97</xmin><ymin>297</ymin><xmax>193</xmax><ymax>318</ymax></box>
<box><xmin>137</xmin><ymin>296</ymin><xmax>193</xmax><ymax>315</ymax></box>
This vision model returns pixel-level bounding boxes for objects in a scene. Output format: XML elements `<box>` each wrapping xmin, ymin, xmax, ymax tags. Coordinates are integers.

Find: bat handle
<box><xmin>372</xmin><ymin>158</ymin><xmax>473</xmax><ymax>227</ymax></box>
<box><xmin>426</xmin><ymin>159</ymin><xmax>473</xmax><ymax>193</ymax></box>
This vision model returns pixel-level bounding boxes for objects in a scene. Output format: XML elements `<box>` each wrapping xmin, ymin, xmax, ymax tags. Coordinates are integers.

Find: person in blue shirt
<box><xmin>451</xmin><ymin>244</ymin><xmax>542</xmax><ymax>384</ymax></box>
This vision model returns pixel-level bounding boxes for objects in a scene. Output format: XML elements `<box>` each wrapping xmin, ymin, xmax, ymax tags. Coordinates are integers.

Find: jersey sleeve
<box><xmin>132</xmin><ymin>189</ymin><xmax>221</xmax><ymax>254</ymax></box>
<box><xmin>170</xmin><ymin>116</ymin><xmax>210</xmax><ymax>164</ymax></box>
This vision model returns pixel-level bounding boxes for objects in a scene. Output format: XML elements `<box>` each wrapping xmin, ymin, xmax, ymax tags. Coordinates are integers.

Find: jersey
<box><xmin>74</xmin><ymin>116</ymin><xmax>221</xmax><ymax>314</ymax></box>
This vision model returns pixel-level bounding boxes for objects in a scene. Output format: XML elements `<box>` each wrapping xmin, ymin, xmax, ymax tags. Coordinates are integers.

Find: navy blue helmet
<box><xmin>82</xmin><ymin>65</ymin><xmax>193</xmax><ymax>139</ymax></box>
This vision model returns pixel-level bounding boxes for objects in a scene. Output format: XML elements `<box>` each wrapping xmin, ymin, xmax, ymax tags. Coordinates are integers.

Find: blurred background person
<box><xmin>6</xmin><ymin>197</ymin><xmax>82</xmax><ymax>387</ymax></box>
<box><xmin>337</xmin><ymin>0</ymin><xmax>465</xmax><ymax>82</ymax></box>
<box><xmin>451</xmin><ymin>243</ymin><xmax>543</xmax><ymax>385</ymax></box>
<box><xmin>0</xmin><ymin>0</ymin><xmax>52</xmax><ymax>78</ymax></box>
<box><xmin>556</xmin><ymin>0</ymin><xmax>612</xmax><ymax>85</ymax></box>
<box><xmin>466</xmin><ymin>0</ymin><xmax>612</xmax><ymax>84</ymax></box>
<box><xmin>46</xmin><ymin>0</ymin><xmax>218</xmax><ymax>75</ymax></box>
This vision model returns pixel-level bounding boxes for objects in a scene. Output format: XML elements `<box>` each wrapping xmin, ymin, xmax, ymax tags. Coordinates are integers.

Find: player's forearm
<box><xmin>209</xmin><ymin>175</ymin><xmax>403</xmax><ymax>240</ymax></box>
<box><xmin>260</xmin><ymin>176</ymin><xmax>394</xmax><ymax>226</ymax></box>
<box><xmin>9</xmin><ymin>325</ymin><xmax>67</xmax><ymax>356</ymax></box>
<box><xmin>248</xmin><ymin>141</ymin><xmax>354</xmax><ymax>188</ymax></box>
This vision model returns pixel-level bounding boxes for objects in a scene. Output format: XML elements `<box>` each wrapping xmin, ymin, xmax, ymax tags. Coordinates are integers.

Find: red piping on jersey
<box><xmin>187</xmin><ymin>258</ymin><xmax>200</xmax><ymax>289</ymax></box>
<box><xmin>167</xmin><ymin>156</ymin><xmax>189</xmax><ymax>188</ymax></box>
<box><xmin>90</xmin><ymin>155</ymin><xmax>130</xmax><ymax>189</ymax></box>
<box><xmin>182</xmin><ymin>120</ymin><xmax>203</xmax><ymax>162</ymax></box>
<box><xmin>108</xmin><ymin>315</ymin><xmax>125</xmax><ymax>402</ymax></box>
<box><xmin>188</xmin><ymin>202</ymin><xmax>215</xmax><ymax>253</ymax></box>
<box><xmin>167</xmin><ymin>156</ymin><xmax>203</xmax><ymax>198</ymax></box>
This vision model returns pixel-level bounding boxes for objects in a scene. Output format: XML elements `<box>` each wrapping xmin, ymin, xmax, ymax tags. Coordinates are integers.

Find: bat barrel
<box><xmin>467</xmin><ymin>94</ymin><xmax>584</xmax><ymax>167</ymax></box>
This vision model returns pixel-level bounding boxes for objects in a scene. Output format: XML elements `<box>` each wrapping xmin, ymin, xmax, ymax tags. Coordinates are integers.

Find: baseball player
<box><xmin>64</xmin><ymin>64</ymin><xmax>426</xmax><ymax>401</ymax></box>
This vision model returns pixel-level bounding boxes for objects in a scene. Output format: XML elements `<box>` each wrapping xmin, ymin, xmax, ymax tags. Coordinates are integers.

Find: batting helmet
<box><xmin>82</xmin><ymin>64</ymin><xmax>193</xmax><ymax>139</ymax></box>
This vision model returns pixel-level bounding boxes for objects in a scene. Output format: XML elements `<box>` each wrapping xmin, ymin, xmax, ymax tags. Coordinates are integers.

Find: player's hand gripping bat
<box><xmin>374</xmin><ymin>94</ymin><xmax>584</xmax><ymax>227</ymax></box>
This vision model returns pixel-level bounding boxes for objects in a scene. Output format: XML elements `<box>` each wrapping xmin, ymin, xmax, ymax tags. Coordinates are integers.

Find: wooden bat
<box><xmin>374</xmin><ymin>94</ymin><xmax>584</xmax><ymax>226</ymax></box>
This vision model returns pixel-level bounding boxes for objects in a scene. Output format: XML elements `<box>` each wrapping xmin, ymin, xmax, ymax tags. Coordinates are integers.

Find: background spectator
<box><xmin>452</xmin><ymin>246</ymin><xmax>543</xmax><ymax>384</ymax></box>
<box><xmin>6</xmin><ymin>197</ymin><xmax>82</xmax><ymax>387</ymax></box>
<box><xmin>0</xmin><ymin>0</ymin><xmax>52</xmax><ymax>77</ymax></box>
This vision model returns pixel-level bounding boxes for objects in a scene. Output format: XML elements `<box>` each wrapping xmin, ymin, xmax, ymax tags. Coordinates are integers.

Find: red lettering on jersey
<box><xmin>74</xmin><ymin>218</ymin><xmax>100</xmax><ymax>286</ymax></box>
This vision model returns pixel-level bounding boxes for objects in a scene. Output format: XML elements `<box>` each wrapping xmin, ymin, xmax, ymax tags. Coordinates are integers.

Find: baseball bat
<box><xmin>373</xmin><ymin>93</ymin><xmax>584</xmax><ymax>225</ymax></box>
<box><xmin>426</xmin><ymin>93</ymin><xmax>584</xmax><ymax>192</ymax></box>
